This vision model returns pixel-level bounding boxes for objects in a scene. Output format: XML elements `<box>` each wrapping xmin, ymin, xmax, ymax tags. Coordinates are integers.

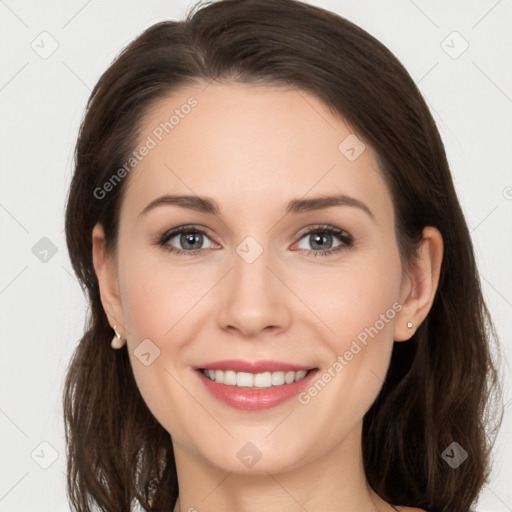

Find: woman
<box><xmin>63</xmin><ymin>0</ymin><xmax>502</xmax><ymax>510</ymax></box>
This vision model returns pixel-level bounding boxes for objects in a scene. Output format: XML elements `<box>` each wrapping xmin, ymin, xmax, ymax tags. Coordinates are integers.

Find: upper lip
<box><xmin>195</xmin><ymin>359</ymin><xmax>316</xmax><ymax>373</ymax></box>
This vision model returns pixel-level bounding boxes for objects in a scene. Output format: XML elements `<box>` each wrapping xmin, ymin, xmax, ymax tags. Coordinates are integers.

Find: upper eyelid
<box><xmin>160</xmin><ymin>224</ymin><xmax>213</xmax><ymax>239</ymax></box>
<box><xmin>296</xmin><ymin>224</ymin><xmax>350</xmax><ymax>237</ymax></box>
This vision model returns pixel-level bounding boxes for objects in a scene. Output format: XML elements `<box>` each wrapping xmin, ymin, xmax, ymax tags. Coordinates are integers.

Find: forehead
<box><xmin>121</xmin><ymin>82</ymin><xmax>393</xmax><ymax>223</ymax></box>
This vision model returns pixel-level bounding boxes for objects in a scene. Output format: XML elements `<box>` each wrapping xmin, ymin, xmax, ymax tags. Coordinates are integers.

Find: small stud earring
<box><xmin>111</xmin><ymin>325</ymin><xmax>126</xmax><ymax>349</ymax></box>
<box><xmin>407</xmin><ymin>321</ymin><xmax>413</xmax><ymax>329</ymax></box>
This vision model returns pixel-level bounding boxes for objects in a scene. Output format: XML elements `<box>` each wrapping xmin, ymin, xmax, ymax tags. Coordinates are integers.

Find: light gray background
<box><xmin>1</xmin><ymin>0</ymin><xmax>511</xmax><ymax>510</ymax></box>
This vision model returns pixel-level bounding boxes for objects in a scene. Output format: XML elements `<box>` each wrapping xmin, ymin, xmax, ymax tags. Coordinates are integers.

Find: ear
<box><xmin>92</xmin><ymin>223</ymin><xmax>126</xmax><ymax>337</ymax></box>
<box><xmin>394</xmin><ymin>226</ymin><xmax>444</xmax><ymax>342</ymax></box>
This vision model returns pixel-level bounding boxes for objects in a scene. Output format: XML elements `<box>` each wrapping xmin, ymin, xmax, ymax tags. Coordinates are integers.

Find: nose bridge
<box><xmin>216</xmin><ymin>234</ymin><xmax>291</xmax><ymax>336</ymax></box>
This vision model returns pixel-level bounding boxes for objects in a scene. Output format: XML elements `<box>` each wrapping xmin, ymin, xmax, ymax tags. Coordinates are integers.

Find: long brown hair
<box><xmin>63</xmin><ymin>0</ymin><xmax>502</xmax><ymax>510</ymax></box>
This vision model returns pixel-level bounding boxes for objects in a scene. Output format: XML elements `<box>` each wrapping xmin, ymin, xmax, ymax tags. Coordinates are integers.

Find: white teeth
<box><xmin>223</xmin><ymin>370</ymin><xmax>237</xmax><ymax>386</ymax></box>
<box><xmin>253</xmin><ymin>372</ymin><xmax>271</xmax><ymax>388</ymax></box>
<box><xmin>271</xmin><ymin>371</ymin><xmax>285</xmax><ymax>386</ymax></box>
<box><xmin>295</xmin><ymin>370</ymin><xmax>307</xmax><ymax>381</ymax></box>
<box><xmin>236</xmin><ymin>372</ymin><xmax>254</xmax><ymax>387</ymax></box>
<box><xmin>202</xmin><ymin>369</ymin><xmax>310</xmax><ymax>388</ymax></box>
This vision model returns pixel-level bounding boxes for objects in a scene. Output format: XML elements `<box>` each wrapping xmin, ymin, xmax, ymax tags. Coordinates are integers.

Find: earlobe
<box><xmin>394</xmin><ymin>226</ymin><xmax>444</xmax><ymax>342</ymax></box>
<box><xmin>92</xmin><ymin>223</ymin><xmax>126</xmax><ymax>338</ymax></box>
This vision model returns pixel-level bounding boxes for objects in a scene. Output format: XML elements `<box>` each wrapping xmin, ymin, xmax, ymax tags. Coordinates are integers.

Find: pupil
<box><xmin>181</xmin><ymin>232</ymin><xmax>202</xmax><ymax>249</ymax></box>
<box><xmin>311</xmin><ymin>233</ymin><xmax>332</xmax><ymax>250</ymax></box>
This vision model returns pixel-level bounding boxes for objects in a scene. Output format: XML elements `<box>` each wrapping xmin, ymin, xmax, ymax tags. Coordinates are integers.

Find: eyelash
<box><xmin>156</xmin><ymin>224</ymin><xmax>354</xmax><ymax>258</ymax></box>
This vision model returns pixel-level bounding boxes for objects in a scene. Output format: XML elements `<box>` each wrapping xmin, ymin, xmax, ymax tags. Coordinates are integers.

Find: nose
<box><xmin>216</xmin><ymin>246</ymin><xmax>292</xmax><ymax>339</ymax></box>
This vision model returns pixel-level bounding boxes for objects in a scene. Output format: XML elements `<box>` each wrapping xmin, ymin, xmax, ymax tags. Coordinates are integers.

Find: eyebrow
<box><xmin>139</xmin><ymin>193</ymin><xmax>375</xmax><ymax>221</ymax></box>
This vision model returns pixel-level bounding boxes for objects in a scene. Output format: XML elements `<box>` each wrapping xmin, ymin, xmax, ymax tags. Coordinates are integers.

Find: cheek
<box><xmin>301</xmin><ymin>255</ymin><xmax>402</xmax><ymax>352</ymax></box>
<box><xmin>117</xmin><ymin>256</ymin><xmax>196</xmax><ymax>442</ymax></box>
<box><xmin>118</xmin><ymin>249</ymin><xmax>213</xmax><ymax>342</ymax></box>
<box><xmin>116</xmin><ymin>249</ymin><xmax>222</xmax><ymax>440</ymax></box>
<box><xmin>295</xmin><ymin>253</ymin><xmax>402</xmax><ymax>419</ymax></box>
<box><xmin>305</xmin><ymin>255</ymin><xmax>402</xmax><ymax>420</ymax></box>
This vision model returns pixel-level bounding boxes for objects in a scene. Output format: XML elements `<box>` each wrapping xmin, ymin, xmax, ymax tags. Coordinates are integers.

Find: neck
<box><xmin>171</xmin><ymin>421</ymin><xmax>392</xmax><ymax>512</ymax></box>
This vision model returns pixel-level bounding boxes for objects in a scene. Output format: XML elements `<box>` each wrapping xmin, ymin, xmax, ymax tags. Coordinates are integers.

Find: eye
<box><xmin>293</xmin><ymin>225</ymin><xmax>354</xmax><ymax>257</ymax></box>
<box><xmin>157</xmin><ymin>225</ymin><xmax>217</xmax><ymax>255</ymax></box>
<box><xmin>156</xmin><ymin>224</ymin><xmax>354</xmax><ymax>257</ymax></box>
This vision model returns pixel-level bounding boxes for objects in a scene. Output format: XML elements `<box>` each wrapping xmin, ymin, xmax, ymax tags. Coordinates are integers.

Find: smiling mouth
<box><xmin>198</xmin><ymin>368</ymin><xmax>316</xmax><ymax>388</ymax></box>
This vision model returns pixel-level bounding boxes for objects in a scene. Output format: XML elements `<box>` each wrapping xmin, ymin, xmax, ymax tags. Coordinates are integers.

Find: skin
<box><xmin>92</xmin><ymin>82</ymin><xmax>443</xmax><ymax>512</ymax></box>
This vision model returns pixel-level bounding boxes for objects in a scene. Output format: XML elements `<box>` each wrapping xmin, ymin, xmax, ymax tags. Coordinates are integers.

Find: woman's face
<box><xmin>98</xmin><ymin>82</ymin><xmax>413</xmax><ymax>474</ymax></box>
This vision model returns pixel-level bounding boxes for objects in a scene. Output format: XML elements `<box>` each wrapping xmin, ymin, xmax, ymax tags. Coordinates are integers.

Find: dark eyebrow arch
<box><xmin>140</xmin><ymin>195</ymin><xmax>220</xmax><ymax>217</ymax></box>
<box><xmin>139</xmin><ymin>193</ymin><xmax>375</xmax><ymax>221</ymax></box>
<box><xmin>286</xmin><ymin>194</ymin><xmax>375</xmax><ymax>220</ymax></box>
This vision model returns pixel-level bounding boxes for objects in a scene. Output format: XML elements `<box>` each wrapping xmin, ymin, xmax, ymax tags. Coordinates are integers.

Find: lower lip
<box><xmin>196</xmin><ymin>369</ymin><xmax>318</xmax><ymax>410</ymax></box>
